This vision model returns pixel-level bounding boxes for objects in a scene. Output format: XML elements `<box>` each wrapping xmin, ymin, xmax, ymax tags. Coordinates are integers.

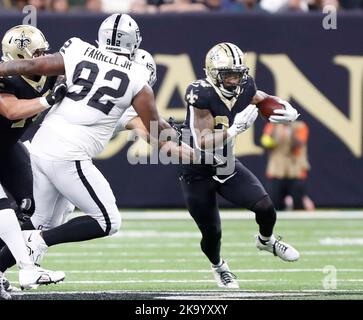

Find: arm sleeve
<box><xmin>59</xmin><ymin>37</ymin><xmax>84</xmax><ymax>81</ymax></box>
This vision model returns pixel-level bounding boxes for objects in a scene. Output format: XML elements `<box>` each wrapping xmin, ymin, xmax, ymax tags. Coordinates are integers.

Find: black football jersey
<box><xmin>181</xmin><ymin>76</ymin><xmax>257</xmax><ymax>175</ymax></box>
<box><xmin>0</xmin><ymin>74</ymin><xmax>57</xmax><ymax>151</ymax></box>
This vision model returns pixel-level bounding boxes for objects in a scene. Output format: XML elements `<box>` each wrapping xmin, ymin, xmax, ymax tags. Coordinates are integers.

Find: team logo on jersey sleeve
<box><xmin>187</xmin><ymin>89</ymin><xmax>198</xmax><ymax>104</ymax></box>
<box><xmin>14</xmin><ymin>31</ymin><xmax>31</xmax><ymax>50</ymax></box>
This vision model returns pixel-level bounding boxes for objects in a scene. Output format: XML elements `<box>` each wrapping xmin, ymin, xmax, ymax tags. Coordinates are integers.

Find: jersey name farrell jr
<box><xmin>83</xmin><ymin>47</ymin><xmax>132</xmax><ymax>69</ymax></box>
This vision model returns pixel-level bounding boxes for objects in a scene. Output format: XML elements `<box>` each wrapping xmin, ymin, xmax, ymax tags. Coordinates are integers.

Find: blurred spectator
<box><xmin>144</xmin><ymin>0</ymin><xmax>207</xmax><ymax>12</ymax></box>
<box><xmin>85</xmin><ymin>0</ymin><xmax>101</xmax><ymax>11</ymax></box>
<box><xmin>223</xmin><ymin>0</ymin><xmax>263</xmax><ymax>11</ymax></box>
<box><xmin>129</xmin><ymin>0</ymin><xmax>159</xmax><ymax>13</ymax></box>
<box><xmin>50</xmin><ymin>0</ymin><xmax>70</xmax><ymax>11</ymax></box>
<box><xmin>200</xmin><ymin>0</ymin><xmax>222</xmax><ymax>10</ymax></box>
<box><xmin>308</xmin><ymin>0</ymin><xmax>341</xmax><ymax>9</ymax></box>
<box><xmin>27</xmin><ymin>0</ymin><xmax>49</xmax><ymax>10</ymax></box>
<box><xmin>260</xmin><ymin>0</ymin><xmax>309</xmax><ymax>12</ymax></box>
<box><xmin>1</xmin><ymin>0</ymin><xmax>12</xmax><ymax>9</ymax></box>
<box><xmin>100</xmin><ymin>0</ymin><xmax>133</xmax><ymax>13</ymax></box>
<box><xmin>260</xmin><ymin>120</ymin><xmax>314</xmax><ymax>211</ymax></box>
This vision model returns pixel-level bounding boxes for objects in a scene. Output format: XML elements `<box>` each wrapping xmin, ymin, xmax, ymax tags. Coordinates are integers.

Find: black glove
<box><xmin>45</xmin><ymin>78</ymin><xmax>67</xmax><ymax>106</ymax></box>
<box><xmin>16</xmin><ymin>198</ymin><xmax>35</xmax><ymax>224</ymax></box>
<box><xmin>167</xmin><ymin>117</ymin><xmax>184</xmax><ymax>145</ymax></box>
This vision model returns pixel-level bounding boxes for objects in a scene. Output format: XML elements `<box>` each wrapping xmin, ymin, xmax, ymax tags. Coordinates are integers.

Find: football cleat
<box><xmin>211</xmin><ymin>260</ymin><xmax>239</xmax><ymax>289</ymax></box>
<box><xmin>1</xmin><ymin>276</ymin><xmax>20</xmax><ymax>292</ymax></box>
<box><xmin>22</xmin><ymin>230</ymin><xmax>48</xmax><ymax>266</ymax></box>
<box><xmin>19</xmin><ymin>266</ymin><xmax>65</xmax><ymax>290</ymax></box>
<box><xmin>0</xmin><ymin>276</ymin><xmax>12</xmax><ymax>300</ymax></box>
<box><xmin>255</xmin><ymin>234</ymin><xmax>300</xmax><ymax>262</ymax></box>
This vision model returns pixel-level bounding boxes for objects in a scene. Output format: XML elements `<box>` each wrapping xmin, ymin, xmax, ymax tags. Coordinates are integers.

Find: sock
<box><xmin>212</xmin><ymin>259</ymin><xmax>223</xmax><ymax>268</ymax></box>
<box><xmin>0</xmin><ymin>209</ymin><xmax>32</xmax><ymax>268</ymax></box>
<box><xmin>21</xmin><ymin>219</ymin><xmax>36</xmax><ymax>231</ymax></box>
<box><xmin>0</xmin><ymin>245</ymin><xmax>16</xmax><ymax>273</ymax></box>
<box><xmin>42</xmin><ymin>215</ymin><xmax>106</xmax><ymax>246</ymax></box>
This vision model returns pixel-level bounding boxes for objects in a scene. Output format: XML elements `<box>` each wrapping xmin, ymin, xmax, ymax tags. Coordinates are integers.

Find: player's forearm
<box><xmin>0</xmin><ymin>54</ymin><xmax>65</xmax><ymax>76</ymax></box>
<box><xmin>0</xmin><ymin>97</ymin><xmax>46</xmax><ymax>120</ymax></box>
<box><xmin>159</xmin><ymin>140</ymin><xmax>195</xmax><ymax>162</ymax></box>
<box><xmin>0</xmin><ymin>59</ymin><xmax>41</xmax><ymax>76</ymax></box>
<box><xmin>199</xmin><ymin>130</ymin><xmax>228</xmax><ymax>151</ymax></box>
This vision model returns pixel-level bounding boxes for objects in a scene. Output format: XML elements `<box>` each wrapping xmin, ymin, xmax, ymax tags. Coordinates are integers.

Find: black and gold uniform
<box><xmin>179</xmin><ymin>76</ymin><xmax>275</xmax><ymax>266</ymax></box>
<box><xmin>0</xmin><ymin>74</ymin><xmax>57</xmax><ymax>217</ymax></box>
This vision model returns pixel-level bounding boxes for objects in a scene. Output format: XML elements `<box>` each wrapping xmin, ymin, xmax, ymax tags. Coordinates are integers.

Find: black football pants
<box><xmin>179</xmin><ymin>160</ymin><xmax>275</xmax><ymax>265</ymax></box>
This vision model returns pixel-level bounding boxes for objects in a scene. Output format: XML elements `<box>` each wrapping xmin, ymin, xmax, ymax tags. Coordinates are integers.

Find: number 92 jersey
<box><xmin>31</xmin><ymin>37</ymin><xmax>148</xmax><ymax>160</ymax></box>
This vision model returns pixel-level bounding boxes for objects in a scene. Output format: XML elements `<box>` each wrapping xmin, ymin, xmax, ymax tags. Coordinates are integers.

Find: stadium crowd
<box><xmin>1</xmin><ymin>0</ymin><xmax>362</xmax><ymax>13</ymax></box>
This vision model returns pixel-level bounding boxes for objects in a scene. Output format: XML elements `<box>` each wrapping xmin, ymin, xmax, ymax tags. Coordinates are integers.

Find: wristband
<box><xmin>39</xmin><ymin>97</ymin><xmax>51</xmax><ymax>109</ymax></box>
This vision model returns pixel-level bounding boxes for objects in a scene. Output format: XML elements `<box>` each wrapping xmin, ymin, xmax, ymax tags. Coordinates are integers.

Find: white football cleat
<box><xmin>22</xmin><ymin>230</ymin><xmax>48</xmax><ymax>265</ymax></box>
<box><xmin>255</xmin><ymin>234</ymin><xmax>300</xmax><ymax>262</ymax></box>
<box><xmin>0</xmin><ymin>276</ymin><xmax>11</xmax><ymax>300</ymax></box>
<box><xmin>211</xmin><ymin>260</ymin><xmax>239</xmax><ymax>289</ymax></box>
<box><xmin>19</xmin><ymin>266</ymin><xmax>65</xmax><ymax>290</ymax></box>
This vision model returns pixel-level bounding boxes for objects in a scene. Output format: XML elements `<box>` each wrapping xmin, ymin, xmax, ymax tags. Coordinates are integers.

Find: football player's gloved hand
<box><xmin>269</xmin><ymin>99</ymin><xmax>300</xmax><ymax>124</ymax></box>
<box><xmin>168</xmin><ymin>117</ymin><xmax>184</xmax><ymax>145</ymax></box>
<box><xmin>227</xmin><ymin>104</ymin><xmax>258</xmax><ymax>138</ymax></box>
<box><xmin>40</xmin><ymin>78</ymin><xmax>67</xmax><ymax>109</ymax></box>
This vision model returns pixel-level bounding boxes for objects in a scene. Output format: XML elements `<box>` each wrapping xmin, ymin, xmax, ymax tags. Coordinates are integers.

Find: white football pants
<box><xmin>30</xmin><ymin>155</ymin><xmax>121</xmax><ymax>235</ymax></box>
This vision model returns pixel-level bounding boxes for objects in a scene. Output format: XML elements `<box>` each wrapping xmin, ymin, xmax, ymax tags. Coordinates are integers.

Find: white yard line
<box><xmin>117</xmin><ymin>210</ymin><xmax>363</xmax><ymax>220</ymax></box>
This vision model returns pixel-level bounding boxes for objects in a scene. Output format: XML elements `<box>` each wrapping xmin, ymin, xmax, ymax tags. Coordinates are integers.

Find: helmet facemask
<box><xmin>216</xmin><ymin>67</ymin><xmax>249</xmax><ymax>97</ymax></box>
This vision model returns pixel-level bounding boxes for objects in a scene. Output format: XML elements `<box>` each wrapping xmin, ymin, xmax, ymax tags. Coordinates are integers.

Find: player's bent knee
<box><xmin>251</xmin><ymin>195</ymin><xmax>275</xmax><ymax>214</ymax></box>
<box><xmin>108</xmin><ymin>212</ymin><xmax>122</xmax><ymax>235</ymax></box>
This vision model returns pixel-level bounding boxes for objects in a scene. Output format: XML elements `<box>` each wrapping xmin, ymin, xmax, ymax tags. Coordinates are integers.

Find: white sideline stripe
<box><xmin>41</xmin><ymin>250</ymin><xmax>358</xmax><ymax>257</ymax></box>
<box><xmin>78</xmin><ymin>242</ymin><xmax>332</xmax><ymax>248</ymax></box>
<box><xmin>117</xmin><ymin>210</ymin><xmax>363</xmax><ymax>220</ymax></box>
<box><xmin>37</xmin><ymin>257</ymin><xmax>363</xmax><ymax>264</ymax></box>
<box><xmin>7</xmin><ymin>268</ymin><xmax>363</xmax><ymax>274</ymax></box>
<box><xmin>320</xmin><ymin>238</ymin><xmax>363</xmax><ymax>245</ymax></box>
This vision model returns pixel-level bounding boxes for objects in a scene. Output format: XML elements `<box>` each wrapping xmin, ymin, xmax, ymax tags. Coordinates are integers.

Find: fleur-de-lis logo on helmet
<box><xmin>14</xmin><ymin>31</ymin><xmax>31</xmax><ymax>50</ymax></box>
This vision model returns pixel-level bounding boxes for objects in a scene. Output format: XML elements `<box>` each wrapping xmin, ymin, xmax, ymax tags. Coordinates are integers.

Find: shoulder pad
<box><xmin>184</xmin><ymin>80</ymin><xmax>212</xmax><ymax>108</ymax></box>
<box><xmin>59</xmin><ymin>37</ymin><xmax>83</xmax><ymax>54</ymax></box>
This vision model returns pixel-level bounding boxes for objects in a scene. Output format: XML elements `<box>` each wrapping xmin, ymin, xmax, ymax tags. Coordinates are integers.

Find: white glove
<box><xmin>227</xmin><ymin>104</ymin><xmax>258</xmax><ymax>138</ymax></box>
<box><xmin>269</xmin><ymin>99</ymin><xmax>300</xmax><ymax>124</ymax></box>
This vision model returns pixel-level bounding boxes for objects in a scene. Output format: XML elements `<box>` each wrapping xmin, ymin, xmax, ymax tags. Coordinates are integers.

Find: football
<box><xmin>257</xmin><ymin>97</ymin><xmax>285</xmax><ymax>121</ymax></box>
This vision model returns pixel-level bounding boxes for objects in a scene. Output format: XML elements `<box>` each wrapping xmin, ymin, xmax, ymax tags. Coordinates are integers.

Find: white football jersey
<box><xmin>31</xmin><ymin>37</ymin><xmax>148</xmax><ymax>160</ymax></box>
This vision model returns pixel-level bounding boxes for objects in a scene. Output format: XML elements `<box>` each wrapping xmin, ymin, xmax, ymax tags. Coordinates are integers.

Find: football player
<box><xmin>0</xmin><ymin>25</ymin><xmax>67</xmax><ymax>299</ymax></box>
<box><xmin>177</xmin><ymin>43</ymin><xmax>300</xmax><ymax>288</ymax></box>
<box><xmin>0</xmin><ymin>14</ymin><xmax>189</xmax><ymax>275</ymax></box>
<box><xmin>0</xmin><ymin>25</ymin><xmax>67</xmax><ymax>223</ymax></box>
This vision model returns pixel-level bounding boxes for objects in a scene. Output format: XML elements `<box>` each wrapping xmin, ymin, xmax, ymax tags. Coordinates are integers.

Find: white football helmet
<box><xmin>98</xmin><ymin>13</ymin><xmax>142</xmax><ymax>58</ymax></box>
<box><xmin>1</xmin><ymin>25</ymin><xmax>49</xmax><ymax>61</ymax></box>
<box><xmin>134</xmin><ymin>49</ymin><xmax>157</xmax><ymax>87</ymax></box>
<box><xmin>205</xmin><ymin>42</ymin><xmax>249</xmax><ymax>97</ymax></box>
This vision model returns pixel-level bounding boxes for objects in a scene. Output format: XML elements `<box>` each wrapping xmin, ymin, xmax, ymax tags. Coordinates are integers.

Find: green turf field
<box><xmin>6</xmin><ymin>210</ymin><xmax>363</xmax><ymax>300</ymax></box>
